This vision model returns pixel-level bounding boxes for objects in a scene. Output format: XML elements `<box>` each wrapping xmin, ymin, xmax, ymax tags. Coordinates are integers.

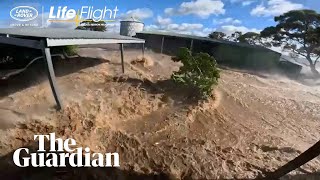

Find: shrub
<box><xmin>51</xmin><ymin>45</ymin><xmax>78</xmax><ymax>56</ymax></box>
<box><xmin>171</xmin><ymin>48</ymin><xmax>220</xmax><ymax>98</ymax></box>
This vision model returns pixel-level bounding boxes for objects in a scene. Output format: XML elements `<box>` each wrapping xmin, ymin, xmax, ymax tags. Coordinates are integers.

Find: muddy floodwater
<box><xmin>0</xmin><ymin>48</ymin><xmax>319</xmax><ymax>179</ymax></box>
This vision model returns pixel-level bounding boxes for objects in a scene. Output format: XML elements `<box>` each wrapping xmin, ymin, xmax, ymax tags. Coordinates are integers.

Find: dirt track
<box><xmin>0</xmin><ymin>48</ymin><xmax>319</xmax><ymax>179</ymax></box>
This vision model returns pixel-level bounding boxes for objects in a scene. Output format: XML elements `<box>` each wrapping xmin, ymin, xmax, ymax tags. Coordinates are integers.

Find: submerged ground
<box><xmin>0</xmin><ymin>47</ymin><xmax>319</xmax><ymax>179</ymax></box>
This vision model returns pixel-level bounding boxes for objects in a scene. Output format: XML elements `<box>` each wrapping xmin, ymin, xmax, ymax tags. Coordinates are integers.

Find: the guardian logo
<box><xmin>13</xmin><ymin>133</ymin><xmax>120</xmax><ymax>167</ymax></box>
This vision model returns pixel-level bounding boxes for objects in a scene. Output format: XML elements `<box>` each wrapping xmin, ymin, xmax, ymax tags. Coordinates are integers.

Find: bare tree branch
<box><xmin>314</xmin><ymin>56</ymin><xmax>320</xmax><ymax>66</ymax></box>
<box><xmin>292</xmin><ymin>49</ymin><xmax>308</xmax><ymax>58</ymax></box>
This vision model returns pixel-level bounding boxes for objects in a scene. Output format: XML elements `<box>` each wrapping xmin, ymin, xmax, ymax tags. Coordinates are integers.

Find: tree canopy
<box><xmin>227</xmin><ymin>31</ymin><xmax>271</xmax><ymax>48</ymax></box>
<box><xmin>230</xmin><ymin>31</ymin><xmax>242</xmax><ymax>42</ymax></box>
<box><xmin>75</xmin><ymin>19</ymin><xmax>107</xmax><ymax>32</ymax></box>
<box><xmin>238</xmin><ymin>32</ymin><xmax>260</xmax><ymax>45</ymax></box>
<box><xmin>208</xmin><ymin>31</ymin><xmax>226</xmax><ymax>40</ymax></box>
<box><xmin>261</xmin><ymin>9</ymin><xmax>320</xmax><ymax>76</ymax></box>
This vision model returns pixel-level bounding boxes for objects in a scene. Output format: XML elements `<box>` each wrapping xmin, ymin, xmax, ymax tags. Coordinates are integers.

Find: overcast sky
<box><xmin>0</xmin><ymin>0</ymin><xmax>319</xmax><ymax>37</ymax></box>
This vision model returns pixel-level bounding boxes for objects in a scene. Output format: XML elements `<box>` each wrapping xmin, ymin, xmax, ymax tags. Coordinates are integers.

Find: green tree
<box><xmin>261</xmin><ymin>9</ymin><xmax>320</xmax><ymax>76</ymax></box>
<box><xmin>208</xmin><ymin>31</ymin><xmax>226</xmax><ymax>40</ymax></box>
<box><xmin>236</xmin><ymin>32</ymin><xmax>271</xmax><ymax>48</ymax></box>
<box><xmin>171</xmin><ymin>48</ymin><xmax>220</xmax><ymax>98</ymax></box>
<box><xmin>238</xmin><ymin>32</ymin><xmax>260</xmax><ymax>44</ymax></box>
<box><xmin>75</xmin><ymin>19</ymin><xmax>107</xmax><ymax>32</ymax></box>
<box><xmin>230</xmin><ymin>31</ymin><xmax>243</xmax><ymax>42</ymax></box>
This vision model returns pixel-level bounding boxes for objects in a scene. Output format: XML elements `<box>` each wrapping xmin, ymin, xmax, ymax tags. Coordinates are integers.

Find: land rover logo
<box><xmin>10</xmin><ymin>6</ymin><xmax>38</xmax><ymax>22</ymax></box>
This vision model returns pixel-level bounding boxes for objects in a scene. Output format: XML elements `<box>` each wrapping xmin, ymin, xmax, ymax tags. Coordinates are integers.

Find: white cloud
<box><xmin>213</xmin><ymin>17</ymin><xmax>242</xmax><ymax>25</ymax></box>
<box><xmin>219</xmin><ymin>25</ymin><xmax>261</xmax><ymax>35</ymax></box>
<box><xmin>145</xmin><ymin>22</ymin><xmax>213</xmax><ymax>37</ymax></box>
<box><xmin>242</xmin><ymin>1</ymin><xmax>255</xmax><ymax>6</ymax></box>
<box><xmin>105</xmin><ymin>23</ymin><xmax>120</xmax><ymax>33</ymax></box>
<box><xmin>230</xmin><ymin>0</ymin><xmax>241</xmax><ymax>3</ymax></box>
<box><xmin>164</xmin><ymin>8</ymin><xmax>175</xmax><ymax>16</ymax></box>
<box><xmin>230</xmin><ymin>0</ymin><xmax>255</xmax><ymax>6</ymax></box>
<box><xmin>194</xmin><ymin>27</ymin><xmax>217</xmax><ymax>36</ymax></box>
<box><xmin>145</xmin><ymin>24</ymin><xmax>159</xmax><ymax>30</ymax></box>
<box><xmin>250</xmin><ymin>0</ymin><xmax>304</xmax><ymax>17</ymax></box>
<box><xmin>120</xmin><ymin>8</ymin><xmax>153</xmax><ymax>20</ymax></box>
<box><xmin>147</xmin><ymin>22</ymin><xmax>204</xmax><ymax>33</ymax></box>
<box><xmin>155</xmin><ymin>16</ymin><xmax>172</xmax><ymax>26</ymax></box>
<box><xmin>167</xmin><ymin>23</ymin><xmax>204</xmax><ymax>31</ymax></box>
<box><xmin>165</xmin><ymin>0</ymin><xmax>225</xmax><ymax>18</ymax></box>
<box><xmin>47</xmin><ymin>22</ymin><xmax>76</xmax><ymax>29</ymax></box>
